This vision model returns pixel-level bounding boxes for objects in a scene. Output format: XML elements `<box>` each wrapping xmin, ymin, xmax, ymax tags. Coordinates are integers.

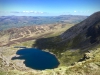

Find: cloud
<box><xmin>74</xmin><ymin>11</ymin><xmax>77</xmax><ymax>12</ymax></box>
<box><xmin>1</xmin><ymin>10</ymin><xmax>46</xmax><ymax>14</ymax></box>
<box><xmin>22</xmin><ymin>11</ymin><xmax>45</xmax><ymax>14</ymax></box>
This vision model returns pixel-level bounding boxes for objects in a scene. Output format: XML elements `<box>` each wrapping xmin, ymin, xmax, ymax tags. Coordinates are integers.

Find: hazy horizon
<box><xmin>0</xmin><ymin>0</ymin><xmax>100</xmax><ymax>16</ymax></box>
<box><xmin>0</xmin><ymin>14</ymin><xmax>89</xmax><ymax>17</ymax></box>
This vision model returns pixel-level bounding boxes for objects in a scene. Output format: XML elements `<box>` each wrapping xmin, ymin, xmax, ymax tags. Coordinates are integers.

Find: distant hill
<box><xmin>0</xmin><ymin>15</ymin><xmax>87</xmax><ymax>30</ymax></box>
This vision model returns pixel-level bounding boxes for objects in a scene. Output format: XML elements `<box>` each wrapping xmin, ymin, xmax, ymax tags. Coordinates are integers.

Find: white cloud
<box><xmin>23</xmin><ymin>11</ymin><xmax>26</xmax><ymax>12</ymax></box>
<box><xmin>74</xmin><ymin>11</ymin><xmax>77</xmax><ymax>12</ymax></box>
<box><xmin>2</xmin><ymin>10</ymin><xmax>46</xmax><ymax>14</ymax></box>
<box><xmin>22</xmin><ymin>11</ymin><xmax>45</xmax><ymax>14</ymax></box>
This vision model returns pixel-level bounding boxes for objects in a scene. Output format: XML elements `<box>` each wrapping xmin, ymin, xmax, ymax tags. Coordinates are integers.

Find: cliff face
<box><xmin>61</xmin><ymin>11</ymin><xmax>100</xmax><ymax>49</ymax></box>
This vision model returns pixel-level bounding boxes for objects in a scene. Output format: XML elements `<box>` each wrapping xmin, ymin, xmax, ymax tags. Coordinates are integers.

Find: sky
<box><xmin>0</xmin><ymin>0</ymin><xmax>100</xmax><ymax>16</ymax></box>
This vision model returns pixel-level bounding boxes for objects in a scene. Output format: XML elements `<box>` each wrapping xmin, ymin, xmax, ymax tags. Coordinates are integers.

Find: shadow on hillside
<box><xmin>33</xmin><ymin>37</ymin><xmax>57</xmax><ymax>49</ymax></box>
<box><xmin>32</xmin><ymin>36</ymin><xmax>73</xmax><ymax>56</ymax></box>
<box><xmin>32</xmin><ymin>36</ymin><xmax>63</xmax><ymax>54</ymax></box>
<box><xmin>11</xmin><ymin>48</ymin><xmax>59</xmax><ymax>70</ymax></box>
<box><xmin>86</xmin><ymin>20</ymin><xmax>100</xmax><ymax>44</ymax></box>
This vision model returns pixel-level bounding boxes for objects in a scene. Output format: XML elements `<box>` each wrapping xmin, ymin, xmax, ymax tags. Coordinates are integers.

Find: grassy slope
<box><xmin>0</xmin><ymin>24</ymin><xmax>100</xmax><ymax>75</ymax></box>
<box><xmin>0</xmin><ymin>23</ymin><xmax>74</xmax><ymax>47</ymax></box>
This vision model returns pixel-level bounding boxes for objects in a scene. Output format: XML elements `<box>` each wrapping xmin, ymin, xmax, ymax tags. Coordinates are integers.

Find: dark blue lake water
<box><xmin>11</xmin><ymin>48</ymin><xmax>60</xmax><ymax>70</ymax></box>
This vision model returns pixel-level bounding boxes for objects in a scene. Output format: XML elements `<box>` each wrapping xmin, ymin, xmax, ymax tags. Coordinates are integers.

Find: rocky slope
<box><xmin>60</xmin><ymin>11</ymin><xmax>100</xmax><ymax>49</ymax></box>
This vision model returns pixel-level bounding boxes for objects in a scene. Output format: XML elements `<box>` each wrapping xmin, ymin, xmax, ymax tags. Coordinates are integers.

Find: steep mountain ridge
<box><xmin>61</xmin><ymin>11</ymin><xmax>100</xmax><ymax>49</ymax></box>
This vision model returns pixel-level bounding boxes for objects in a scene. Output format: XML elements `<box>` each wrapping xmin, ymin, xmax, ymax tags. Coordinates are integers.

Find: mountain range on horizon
<box><xmin>0</xmin><ymin>15</ymin><xmax>88</xmax><ymax>31</ymax></box>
